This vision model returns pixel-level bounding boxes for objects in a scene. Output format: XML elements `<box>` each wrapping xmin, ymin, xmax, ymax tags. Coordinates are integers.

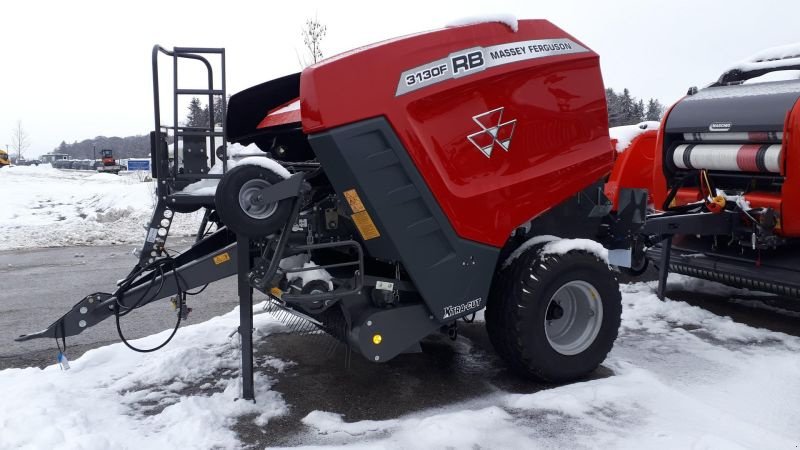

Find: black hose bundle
<box><xmin>113</xmin><ymin>257</ymin><xmax>189</xmax><ymax>353</ymax></box>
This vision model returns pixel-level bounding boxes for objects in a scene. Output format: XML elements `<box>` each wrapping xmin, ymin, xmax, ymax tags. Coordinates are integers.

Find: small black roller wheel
<box><xmin>616</xmin><ymin>238</ymin><xmax>649</xmax><ymax>278</ymax></box>
<box><xmin>486</xmin><ymin>247</ymin><xmax>621</xmax><ymax>382</ymax></box>
<box><xmin>215</xmin><ymin>164</ymin><xmax>293</xmax><ymax>237</ymax></box>
<box><xmin>169</xmin><ymin>203</ymin><xmax>202</xmax><ymax>214</ymax></box>
<box><xmin>301</xmin><ymin>279</ymin><xmax>331</xmax><ymax>295</ymax></box>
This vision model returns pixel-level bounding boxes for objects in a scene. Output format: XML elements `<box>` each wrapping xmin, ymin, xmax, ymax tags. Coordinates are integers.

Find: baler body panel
<box><xmin>300</xmin><ymin>20</ymin><xmax>612</xmax><ymax>247</ymax></box>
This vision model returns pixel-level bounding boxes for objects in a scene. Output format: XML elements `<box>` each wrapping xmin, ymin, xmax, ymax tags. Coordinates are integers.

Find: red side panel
<box><xmin>780</xmin><ymin>97</ymin><xmax>800</xmax><ymax>236</ymax></box>
<box><xmin>257</xmin><ymin>99</ymin><xmax>301</xmax><ymax>129</ymax></box>
<box><xmin>300</xmin><ymin>20</ymin><xmax>611</xmax><ymax>247</ymax></box>
<box><xmin>650</xmin><ymin>101</ymin><xmax>682</xmax><ymax>210</ymax></box>
<box><xmin>605</xmin><ymin>130</ymin><xmax>658</xmax><ymax>209</ymax></box>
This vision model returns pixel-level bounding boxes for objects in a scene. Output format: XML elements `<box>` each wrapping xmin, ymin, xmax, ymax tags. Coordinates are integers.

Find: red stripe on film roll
<box><xmin>737</xmin><ymin>144</ymin><xmax>761</xmax><ymax>171</ymax></box>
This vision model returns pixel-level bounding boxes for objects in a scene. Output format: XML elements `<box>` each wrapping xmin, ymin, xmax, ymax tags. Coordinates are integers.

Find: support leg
<box><xmin>657</xmin><ymin>235</ymin><xmax>672</xmax><ymax>300</ymax></box>
<box><xmin>237</xmin><ymin>234</ymin><xmax>255</xmax><ymax>401</ymax></box>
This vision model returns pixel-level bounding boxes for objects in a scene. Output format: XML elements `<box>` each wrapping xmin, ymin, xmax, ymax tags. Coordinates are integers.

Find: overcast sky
<box><xmin>3</xmin><ymin>0</ymin><xmax>799</xmax><ymax>157</ymax></box>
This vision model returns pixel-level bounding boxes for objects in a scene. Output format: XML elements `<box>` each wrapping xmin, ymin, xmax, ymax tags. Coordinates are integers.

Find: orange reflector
<box><xmin>213</xmin><ymin>252</ymin><xmax>231</xmax><ymax>265</ymax></box>
<box><xmin>343</xmin><ymin>189</ymin><xmax>366</xmax><ymax>213</ymax></box>
<box><xmin>352</xmin><ymin>210</ymin><xmax>380</xmax><ymax>240</ymax></box>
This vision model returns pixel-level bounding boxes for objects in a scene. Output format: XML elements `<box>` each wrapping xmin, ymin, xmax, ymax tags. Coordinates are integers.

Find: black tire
<box><xmin>301</xmin><ymin>279</ymin><xmax>331</xmax><ymax>295</ymax></box>
<box><xmin>618</xmin><ymin>257</ymin><xmax>649</xmax><ymax>277</ymax></box>
<box><xmin>215</xmin><ymin>164</ymin><xmax>293</xmax><ymax>238</ymax></box>
<box><xmin>169</xmin><ymin>203</ymin><xmax>203</xmax><ymax>214</ymax></box>
<box><xmin>486</xmin><ymin>247</ymin><xmax>621</xmax><ymax>382</ymax></box>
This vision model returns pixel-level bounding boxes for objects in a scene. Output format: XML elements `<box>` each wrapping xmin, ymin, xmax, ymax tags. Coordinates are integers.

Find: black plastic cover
<box><xmin>666</xmin><ymin>80</ymin><xmax>800</xmax><ymax>133</ymax></box>
<box><xmin>227</xmin><ymin>72</ymin><xmax>300</xmax><ymax>143</ymax></box>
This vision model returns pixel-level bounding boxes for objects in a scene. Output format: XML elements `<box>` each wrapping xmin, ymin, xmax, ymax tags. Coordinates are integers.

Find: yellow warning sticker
<box><xmin>213</xmin><ymin>252</ymin><xmax>231</xmax><ymax>265</ymax></box>
<box><xmin>343</xmin><ymin>189</ymin><xmax>366</xmax><ymax>213</ymax></box>
<box><xmin>352</xmin><ymin>211</ymin><xmax>381</xmax><ymax>240</ymax></box>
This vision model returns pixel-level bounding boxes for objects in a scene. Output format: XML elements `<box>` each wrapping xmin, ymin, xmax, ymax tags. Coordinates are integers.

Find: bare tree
<box><xmin>11</xmin><ymin>120</ymin><xmax>30</xmax><ymax>162</ymax></box>
<box><xmin>300</xmin><ymin>16</ymin><xmax>327</xmax><ymax>67</ymax></box>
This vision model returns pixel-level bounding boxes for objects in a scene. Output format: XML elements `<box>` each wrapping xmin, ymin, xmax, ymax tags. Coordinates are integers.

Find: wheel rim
<box><xmin>238</xmin><ymin>178</ymin><xmax>278</xmax><ymax>220</ymax></box>
<box><xmin>544</xmin><ymin>280</ymin><xmax>603</xmax><ymax>356</ymax></box>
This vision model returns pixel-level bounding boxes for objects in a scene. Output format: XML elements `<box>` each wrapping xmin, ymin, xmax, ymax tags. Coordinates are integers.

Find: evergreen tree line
<box><xmin>53</xmin><ymin>91</ymin><xmax>662</xmax><ymax>159</ymax></box>
<box><xmin>185</xmin><ymin>96</ymin><xmax>226</xmax><ymax>128</ymax></box>
<box><xmin>606</xmin><ymin>88</ymin><xmax>664</xmax><ymax>127</ymax></box>
<box><xmin>53</xmin><ymin>135</ymin><xmax>151</xmax><ymax>160</ymax></box>
<box><xmin>52</xmin><ymin>96</ymin><xmax>225</xmax><ymax>160</ymax></box>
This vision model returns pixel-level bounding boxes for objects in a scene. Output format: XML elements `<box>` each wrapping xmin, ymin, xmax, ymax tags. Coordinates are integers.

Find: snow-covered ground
<box><xmin>1</xmin><ymin>276</ymin><xmax>798</xmax><ymax>449</ymax></box>
<box><xmin>0</xmin><ymin>165</ymin><xmax>203</xmax><ymax>250</ymax></box>
<box><xmin>2</xmin><ymin>160</ymin><xmax>799</xmax><ymax>449</ymax></box>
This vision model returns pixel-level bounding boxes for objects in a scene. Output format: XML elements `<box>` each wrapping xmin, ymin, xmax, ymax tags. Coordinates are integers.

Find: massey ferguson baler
<box><xmin>607</xmin><ymin>48</ymin><xmax>800</xmax><ymax>299</ymax></box>
<box><xmin>17</xmin><ymin>19</ymin><xmax>645</xmax><ymax>399</ymax></box>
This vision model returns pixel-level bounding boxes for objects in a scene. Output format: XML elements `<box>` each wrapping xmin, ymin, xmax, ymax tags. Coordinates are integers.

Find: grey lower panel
<box><xmin>308</xmin><ymin>117</ymin><xmax>499</xmax><ymax>322</ymax></box>
<box><xmin>350</xmin><ymin>303</ymin><xmax>440</xmax><ymax>362</ymax></box>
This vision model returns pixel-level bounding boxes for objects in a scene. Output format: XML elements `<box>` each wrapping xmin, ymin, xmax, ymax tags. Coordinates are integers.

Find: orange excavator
<box><xmin>97</xmin><ymin>148</ymin><xmax>122</xmax><ymax>174</ymax></box>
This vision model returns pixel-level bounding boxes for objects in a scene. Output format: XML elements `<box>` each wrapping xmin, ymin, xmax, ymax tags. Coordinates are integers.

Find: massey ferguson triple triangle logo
<box><xmin>467</xmin><ymin>107</ymin><xmax>516</xmax><ymax>158</ymax></box>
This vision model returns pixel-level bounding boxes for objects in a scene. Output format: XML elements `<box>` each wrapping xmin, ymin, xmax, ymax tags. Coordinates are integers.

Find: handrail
<box><xmin>151</xmin><ymin>45</ymin><xmax>227</xmax><ymax>185</ymax></box>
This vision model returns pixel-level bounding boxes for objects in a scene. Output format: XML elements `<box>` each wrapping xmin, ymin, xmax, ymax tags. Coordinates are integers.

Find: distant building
<box><xmin>41</xmin><ymin>153</ymin><xmax>70</xmax><ymax>164</ymax></box>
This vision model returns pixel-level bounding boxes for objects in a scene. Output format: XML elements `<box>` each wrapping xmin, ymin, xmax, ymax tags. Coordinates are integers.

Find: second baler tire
<box><xmin>215</xmin><ymin>164</ymin><xmax>293</xmax><ymax>238</ymax></box>
<box><xmin>486</xmin><ymin>247</ymin><xmax>621</xmax><ymax>383</ymax></box>
<box><xmin>169</xmin><ymin>203</ymin><xmax>203</xmax><ymax>214</ymax></box>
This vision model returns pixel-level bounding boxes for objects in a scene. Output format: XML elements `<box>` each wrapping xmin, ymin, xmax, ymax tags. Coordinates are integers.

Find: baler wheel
<box><xmin>170</xmin><ymin>203</ymin><xmax>202</xmax><ymax>214</ymax></box>
<box><xmin>215</xmin><ymin>164</ymin><xmax>293</xmax><ymax>237</ymax></box>
<box><xmin>486</xmin><ymin>248</ymin><xmax>621</xmax><ymax>382</ymax></box>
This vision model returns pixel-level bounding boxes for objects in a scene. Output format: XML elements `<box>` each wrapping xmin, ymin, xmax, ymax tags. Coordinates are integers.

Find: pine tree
<box><xmin>619</xmin><ymin>89</ymin><xmax>635</xmax><ymax>124</ymax></box>
<box><xmin>186</xmin><ymin>97</ymin><xmax>208</xmax><ymax>127</ymax></box>
<box><xmin>645</xmin><ymin>98</ymin><xmax>664</xmax><ymax>121</ymax></box>
<box><xmin>633</xmin><ymin>99</ymin><xmax>645</xmax><ymax>123</ymax></box>
<box><xmin>211</xmin><ymin>95</ymin><xmax>226</xmax><ymax>127</ymax></box>
<box><xmin>606</xmin><ymin>88</ymin><xmax>624</xmax><ymax>126</ymax></box>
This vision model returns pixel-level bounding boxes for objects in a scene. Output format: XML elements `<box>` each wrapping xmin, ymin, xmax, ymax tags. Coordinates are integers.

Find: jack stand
<box><xmin>657</xmin><ymin>235</ymin><xmax>672</xmax><ymax>300</ymax></box>
<box><xmin>237</xmin><ymin>234</ymin><xmax>255</xmax><ymax>401</ymax></box>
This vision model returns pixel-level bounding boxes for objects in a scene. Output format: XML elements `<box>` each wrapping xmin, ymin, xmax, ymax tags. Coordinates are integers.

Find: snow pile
<box><xmin>610</xmin><ymin>120</ymin><xmax>660</xmax><ymax>153</ymax></box>
<box><xmin>747</xmin><ymin>42</ymin><xmax>800</xmax><ymax>63</ymax></box>
<box><xmin>446</xmin><ymin>14</ymin><xmax>518</xmax><ymax>32</ymax></box>
<box><xmin>179</xmin><ymin>144</ymin><xmax>289</xmax><ymax>197</ymax></box>
<box><xmin>727</xmin><ymin>42</ymin><xmax>800</xmax><ymax>75</ymax></box>
<box><xmin>502</xmin><ymin>234</ymin><xmax>558</xmax><ymax>268</ymax></box>
<box><xmin>228</xmin><ymin>142</ymin><xmax>266</xmax><ymax>159</ymax></box>
<box><xmin>0</xmin><ymin>146</ymin><xmax>289</xmax><ymax>249</ymax></box>
<box><xmin>540</xmin><ymin>238</ymin><xmax>608</xmax><ymax>261</ymax></box>
<box><xmin>297</xmin><ymin>280</ymin><xmax>800</xmax><ymax>448</ymax></box>
<box><xmin>0</xmin><ymin>304</ymin><xmax>289</xmax><ymax>449</ymax></box>
<box><xmin>279</xmin><ymin>254</ymin><xmax>335</xmax><ymax>290</ymax></box>
<box><xmin>0</xmin><ymin>165</ymin><xmax>203</xmax><ymax>250</ymax></box>
<box><xmin>743</xmin><ymin>70</ymin><xmax>800</xmax><ymax>84</ymax></box>
<box><xmin>503</xmin><ymin>236</ymin><xmax>607</xmax><ymax>268</ymax></box>
<box><xmin>303</xmin><ymin>411</ymin><xmax>400</xmax><ymax>436</ymax></box>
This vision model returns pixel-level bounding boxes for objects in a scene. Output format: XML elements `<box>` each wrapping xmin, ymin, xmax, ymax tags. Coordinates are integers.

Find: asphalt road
<box><xmin>2</xmin><ymin>244</ymin><xmax>799</xmax><ymax>447</ymax></box>
<box><xmin>0</xmin><ymin>239</ymin><xmax>242</xmax><ymax>370</ymax></box>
